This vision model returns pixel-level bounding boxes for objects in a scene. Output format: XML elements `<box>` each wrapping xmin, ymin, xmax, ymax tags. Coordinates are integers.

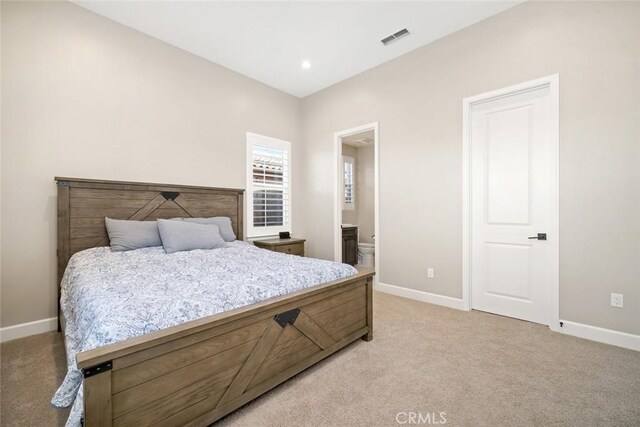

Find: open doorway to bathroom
<box><xmin>334</xmin><ymin>123</ymin><xmax>379</xmax><ymax>284</ymax></box>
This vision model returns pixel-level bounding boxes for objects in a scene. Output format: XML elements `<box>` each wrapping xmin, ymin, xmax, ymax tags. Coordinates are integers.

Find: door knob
<box><xmin>528</xmin><ymin>233</ymin><xmax>547</xmax><ymax>240</ymax></box>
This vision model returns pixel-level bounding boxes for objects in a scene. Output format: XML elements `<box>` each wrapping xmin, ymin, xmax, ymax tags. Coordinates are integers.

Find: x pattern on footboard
<box><xmin>217</xmin><ymin>308</ymin><xmax>333</xmax><ymax>407</ymax></box>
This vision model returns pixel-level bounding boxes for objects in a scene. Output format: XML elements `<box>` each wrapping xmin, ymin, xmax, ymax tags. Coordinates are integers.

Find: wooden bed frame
<box><xmin>56</xmin><ymin>177</ymin><xmax>374</xmax><ymax>427</ymax></box>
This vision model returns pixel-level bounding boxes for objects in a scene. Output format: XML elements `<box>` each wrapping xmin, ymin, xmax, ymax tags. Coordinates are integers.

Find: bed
<box><xmin>53</xmin><ymin>177</ymin><xmax>374</xmax><ymax>427</ymax></box>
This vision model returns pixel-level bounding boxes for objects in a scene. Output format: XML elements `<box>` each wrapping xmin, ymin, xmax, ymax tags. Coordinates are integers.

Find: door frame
<box><xmin>462</xmin><ymin>74</ymin><xmax>559</xmax><ymax>327</ymax></box>
<box><xmin>333</xmin><ymin>122</ymin><xmax>380</xmax><ymax>287</ymax></box>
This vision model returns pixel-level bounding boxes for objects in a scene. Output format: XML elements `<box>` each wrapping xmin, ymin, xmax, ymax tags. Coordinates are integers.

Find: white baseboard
<box><xmin>551</xmin><ymin>320</ymin><xmax>640</xmax><ymax>352</ymax></box>
<box><xmin>376</xmin><ymin>283</ymin><xmax>639</xmax><ymax>352</ymax></box>
<box><xmin>0</xmin><ymin>317</ymin><xmax>58</xmax><ymax>343</ymax></box>
<box><xmin>377</xmin><ymin>282</ymin><xmax>466</xmax><ymax>311</ymax></box>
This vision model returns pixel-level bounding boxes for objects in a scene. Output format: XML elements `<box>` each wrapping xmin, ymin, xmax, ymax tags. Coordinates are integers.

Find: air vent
<box><xmin>381</xmin><ymin>28</ymin><xmax>410</xmax><ymax>46</ymax></box>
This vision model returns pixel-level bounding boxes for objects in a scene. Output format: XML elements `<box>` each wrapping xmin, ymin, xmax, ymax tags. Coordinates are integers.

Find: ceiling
<box><xmin>342</xmin><ymin>130</ymin><xmax>375</xmax><ymax>148</ymax></box>
<box><xmin>73</xmin><ymin>1</ymin><xmax>523</xmax><ymax>98</ymax></box>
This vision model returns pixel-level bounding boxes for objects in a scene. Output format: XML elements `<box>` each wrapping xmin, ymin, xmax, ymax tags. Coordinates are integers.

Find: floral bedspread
<box><xmin>52</xmin><ymin>241</ymin><xmax>356</xmax><ymax>426</ymax></box>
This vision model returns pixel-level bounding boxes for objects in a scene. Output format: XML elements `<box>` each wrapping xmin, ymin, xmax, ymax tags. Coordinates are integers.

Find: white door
<box><xmin>470</xmin><ymin>85</ymin><xmax>554</xmax><ymax>325</ymax></box>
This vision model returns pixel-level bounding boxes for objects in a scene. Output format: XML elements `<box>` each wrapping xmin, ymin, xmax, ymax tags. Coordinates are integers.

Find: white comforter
<box><xmin>52</xmin><ymin>241</ymin><xmax>356</xmax><ymax>426</ymax></box>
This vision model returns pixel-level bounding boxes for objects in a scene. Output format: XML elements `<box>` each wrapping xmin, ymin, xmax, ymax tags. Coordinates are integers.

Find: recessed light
<box><xmin>301</xmin><ymin>60</ymin><xmax>311</xmax><ymax>69</ymax></box>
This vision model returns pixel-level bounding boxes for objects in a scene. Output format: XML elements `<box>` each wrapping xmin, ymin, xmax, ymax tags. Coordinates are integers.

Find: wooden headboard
<box><xmin>55</xmin><ymin>177</ymin><xmax>244</xmax><ymax>305</ymax></box>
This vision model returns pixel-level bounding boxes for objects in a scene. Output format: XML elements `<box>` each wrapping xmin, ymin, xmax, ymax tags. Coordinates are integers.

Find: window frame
<box><xmin>342</xmin><ymin>155</ymin><xmax>356</xmax><ymax>211</ymax></box>
<box><xmin>246</xmin><ymin>132</ymin><xmax>292</xmax><ymax>238</ymax></box>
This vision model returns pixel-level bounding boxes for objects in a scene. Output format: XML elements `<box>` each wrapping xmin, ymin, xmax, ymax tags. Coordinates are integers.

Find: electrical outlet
<box><xmin>427</xmin><ymin>268</ymin><xmax>434</xmax><ymax>279</ymax></box>
<box><xmin>611</xmin><ymin>293</ymin><xmax>623</xmax><ymax>308</ymax></box>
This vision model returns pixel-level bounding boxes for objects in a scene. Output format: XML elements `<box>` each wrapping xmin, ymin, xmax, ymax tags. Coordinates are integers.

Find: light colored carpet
<box><xmin>1</xmin><ymin>291</ymin><xmax>639</xmax><ymax>426</ymax></box>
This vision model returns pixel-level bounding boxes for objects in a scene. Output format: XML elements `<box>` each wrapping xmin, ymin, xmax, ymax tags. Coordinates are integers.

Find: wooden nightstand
<box><xmin>253</xmin><ymin>237</ymin><xmax>305</xmax><ymax>256</ymax></box>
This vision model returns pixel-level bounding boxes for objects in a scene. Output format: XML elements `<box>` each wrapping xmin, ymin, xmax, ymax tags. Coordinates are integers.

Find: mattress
<box><xmin>52</xmin><ymin>241</ymin><xmax>356</xmax><ymax>427</ymax></box>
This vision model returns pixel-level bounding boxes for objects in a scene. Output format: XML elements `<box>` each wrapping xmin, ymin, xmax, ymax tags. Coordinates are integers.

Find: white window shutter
<box><xmin>343</xmin><ymin>156</ymin><xmax>355</xmax><ymax>210</ymax></box>
<box><xmin>246</xmin><ymin>133</ymin><xmax>292</xmax><ymax>237</ymax></box>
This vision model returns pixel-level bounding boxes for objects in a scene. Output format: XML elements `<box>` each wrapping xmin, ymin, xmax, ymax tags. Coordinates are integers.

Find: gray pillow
<box><xmin>105</xmin><ymin>218</ymin><xmax>162</xmax><ymax>251</ymax></box>
<box><xmin>179</xmin><ymin>217</ymin><xmax>236</xmax><ymax>242</ymax></box>
<box><xmin>158</xmin><ymin>219</ymin><xmax>226</xmax><ymax>254</ymax></box>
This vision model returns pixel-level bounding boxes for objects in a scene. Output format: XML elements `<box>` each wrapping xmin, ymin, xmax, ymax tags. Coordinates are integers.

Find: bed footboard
<box><xmin>77</xmin><ymin>269</ymin><xmax>374</xmax><ymax>427</ymax></box>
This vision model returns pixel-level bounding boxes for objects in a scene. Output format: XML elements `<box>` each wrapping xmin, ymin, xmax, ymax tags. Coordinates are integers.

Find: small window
<box><xmin>246</xmin><ymin>133</ymin><xmax>291</xmax><ymax>238</ymax></box>
<box><xmin>343</xmin><ymin>155</ymin><xmax>355</xmax><ymax>210</ymax></box>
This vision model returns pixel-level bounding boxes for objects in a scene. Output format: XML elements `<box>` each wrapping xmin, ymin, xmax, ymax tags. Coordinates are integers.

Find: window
<box><xmin>343</xmin><ymin>155</ymin><xmax>355</xmax><ymax>210</ymax></box>
<box><xmin>246</xmin><ymin>133</ymin><xmax>291</xmax><ymax>237</ymax></box>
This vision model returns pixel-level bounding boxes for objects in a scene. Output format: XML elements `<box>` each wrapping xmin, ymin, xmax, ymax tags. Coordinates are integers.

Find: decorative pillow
<box><xmin>177</xmin><ymin>217</ymin><xmax>237</xmax><ymax>242</ymax></box>
<box><xmin>105</xmin><ymin>218</ymin><xmax>162</xmax><ymax>251</ymax></box>
<box><xmin>157</xmin><ymin>219</ymin><xmax>226</xmax><ymax>254</ymax></box>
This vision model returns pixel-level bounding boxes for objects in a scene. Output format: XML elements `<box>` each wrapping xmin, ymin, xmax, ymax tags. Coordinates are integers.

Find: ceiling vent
<box><xmin>381</xmin><ymin>28</ymin><xmax>410</xmax><ymax>46</ymax></box>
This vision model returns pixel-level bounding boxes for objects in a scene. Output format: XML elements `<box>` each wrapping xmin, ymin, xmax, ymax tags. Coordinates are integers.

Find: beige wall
<box><xmin>341</xmin><ymin>143</ymin><xmax>375</xmax><ymax>244</ymax></box>
<box><xmin>0</xmin><ymin>1</ymin><xmax>301</xmax><ymax>327</ymax></box>
<box><xmin>2</xmin><ymin>1</ymin><xmax>639</xmax><ymax>338</ymax></box>
<box><xmin>356</xmin><ymin>145</ymin><xmax>374</xmax><ymax>244</ymax></box>
<box><xmin>300</xmin><ymin>1</ymin><xmax>640</xmax><ymax>334</ymax></box>
<box><xmin>0</xmin><ymin>2</ymin><xmax>3</xmax><ymax>330</ymax></box>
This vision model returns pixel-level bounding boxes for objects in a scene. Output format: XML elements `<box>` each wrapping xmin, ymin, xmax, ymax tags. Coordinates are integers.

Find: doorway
<box><xmin>334</xmin><ymin>123</ymin><xmax>379</xmax><ymax>283</ymax></box>
<box><xmin>462</xmin><ymin>76</ymin><xmax>559</xmax><ymax>326</ymax></box>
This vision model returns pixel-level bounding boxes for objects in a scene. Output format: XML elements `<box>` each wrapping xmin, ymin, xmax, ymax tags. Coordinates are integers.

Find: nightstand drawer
<box><xmin>253</xmin><ymin>237</ymin><xmax>306</xmax><ymax>257</ymax></box>
<box><xmin>275</xmin><ymin>243</ymin><xmax>304</xmax><ymax>256</ymax></box>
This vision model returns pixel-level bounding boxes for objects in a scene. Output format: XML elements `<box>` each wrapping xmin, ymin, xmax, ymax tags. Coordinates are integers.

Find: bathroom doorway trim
<box><xmin>333</xmin><ymin>122</ymin><xmax>379</xmax><ymax>287</ymax></box>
